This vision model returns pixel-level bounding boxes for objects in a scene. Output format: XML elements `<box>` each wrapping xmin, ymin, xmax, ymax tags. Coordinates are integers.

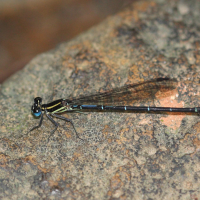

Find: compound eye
<box><xmin>31</xmin><ymin>105</ymin><xmax>42</xmax><ymax>117</ymax></box>
<box><xmin>34</xmin><ymin>97</ymin><xmax>42</xmax><ymax>106</ymax></box>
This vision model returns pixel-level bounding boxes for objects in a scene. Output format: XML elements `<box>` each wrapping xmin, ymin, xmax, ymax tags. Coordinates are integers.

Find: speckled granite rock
<box><xmin>1</xmin><ymin>0</ymin><xmax>200</xmax><ymax>199</ymax></box>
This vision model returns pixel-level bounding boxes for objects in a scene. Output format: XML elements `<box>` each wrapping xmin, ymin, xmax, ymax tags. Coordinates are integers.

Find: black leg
<box><xmin>50</xmin><ymin>113</ymin><xmax>83</xmax><ymax>140</ymax></box>
<box><xmin>45</xmin><ymin>110</ymin><xmax>60</xmax><ymax>141</ymax></box>
<box><xmin>45</xmin><ymin>111</ymin><xmax>58</xmax><ymax>133</ymax></box>
<box><xmin>26</xmin><ymin>112</ymin><xmax>44</xmax><ymax>136</ymax></box>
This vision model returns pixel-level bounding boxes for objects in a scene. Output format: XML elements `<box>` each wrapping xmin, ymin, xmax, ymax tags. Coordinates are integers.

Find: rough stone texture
<box><xmin>1</xmin><ymin>0</ymin><xmax>200</xmax><ymax>199</ymax></box>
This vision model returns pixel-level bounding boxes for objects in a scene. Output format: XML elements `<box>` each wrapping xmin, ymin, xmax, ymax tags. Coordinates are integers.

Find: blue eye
<box><xmin>31</xmin><ymin>105</ymin><xmax>42</xmax><ymax>117</ymax></box>
<box><xmin>32</xmin><ymin>110</ymin><xmax>42</xmax><ymax>117</ymax></box>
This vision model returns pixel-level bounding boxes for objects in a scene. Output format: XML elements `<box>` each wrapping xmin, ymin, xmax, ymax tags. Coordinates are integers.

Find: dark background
<box><xmin>0</xmin><ymin>0</ymin><xmax>135</xmax><ymax>83</ymax></box>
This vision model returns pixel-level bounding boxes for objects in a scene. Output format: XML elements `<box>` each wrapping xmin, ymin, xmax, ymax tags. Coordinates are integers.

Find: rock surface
<box><xmin>1</xmin><ymin>0</ymin><xmax>200</xmax><ymax>199</ymax></box>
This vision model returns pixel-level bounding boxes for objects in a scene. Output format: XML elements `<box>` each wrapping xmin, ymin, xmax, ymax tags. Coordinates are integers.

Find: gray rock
<box><xmin>1</xmin><ymin>0</ymin><xmax>200</xmax><ymax>199</ymax></box>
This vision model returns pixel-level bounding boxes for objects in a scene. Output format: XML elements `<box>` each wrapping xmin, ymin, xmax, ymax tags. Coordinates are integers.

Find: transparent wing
<box><xmin>68</xmin><ymin>78</ymin><xmax>177</xmax><ymax>106</ymax></box>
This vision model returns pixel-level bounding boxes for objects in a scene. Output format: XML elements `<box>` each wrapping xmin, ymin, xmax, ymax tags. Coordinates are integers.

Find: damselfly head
<box><xmin>31</xmin><ymin>97</ymin><xmax>42</xmax><ymax>117</ymax></box>
<box><xmin>34</xmin><ymin>97</ymin><xmax>42</xmax><ymax>106</ymax></box>
<box><xmin>31</xmin><ymin>105</ymin><xmax>41</xmax><ymax>117</ymax></box>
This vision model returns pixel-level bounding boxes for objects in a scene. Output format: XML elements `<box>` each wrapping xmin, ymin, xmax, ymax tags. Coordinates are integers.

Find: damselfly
<box><xmin>28</xmin><ymin>77</ymin><xmax>200</xmax><ymax>140</ymax></box>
